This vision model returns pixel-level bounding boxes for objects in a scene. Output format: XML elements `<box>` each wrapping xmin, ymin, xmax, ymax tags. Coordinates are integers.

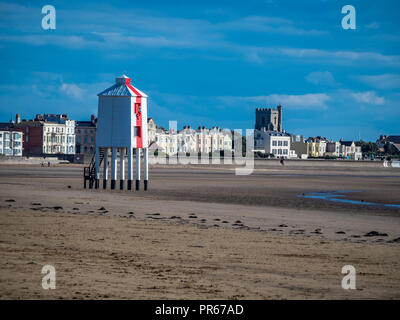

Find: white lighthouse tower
<box><xmin>93</xmin><ymin>75</ymin><xmax>149</xmax><ymax>191</ymax></box>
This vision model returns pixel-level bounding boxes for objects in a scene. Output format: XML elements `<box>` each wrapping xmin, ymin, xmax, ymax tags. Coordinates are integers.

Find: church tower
<box><xmin>255</xmin><ymin>105</ymin><xmax>283</xmax><ymax>132</ymax></box>
<box><xmin>277</xmin><ymin>105</ymin><xmax>282</xmax><ymax>132</ymax></box>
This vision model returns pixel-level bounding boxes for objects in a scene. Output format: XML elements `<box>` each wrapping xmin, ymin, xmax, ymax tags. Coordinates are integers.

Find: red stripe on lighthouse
<box><xmin>125</xmin><ymin>78</ymin><xmax>143</xmax><ymax>148</ymax></box>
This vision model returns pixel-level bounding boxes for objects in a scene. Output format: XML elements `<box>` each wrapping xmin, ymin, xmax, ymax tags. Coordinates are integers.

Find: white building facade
<box><xmin>42</xmin><ymin>114</ymin><xmax>76</xmax><ymax>154</ymax></box>
<box><xmin>340</xmin><ymin>141</ymin><xmax>362</xmax><ymax>160</ymax></box>
<box><xmin>254</xmin><ymin>130</ymin><xmax>291</xmax><ymax>158</ymax></box>
<box><xmin>148</xmin><ymin>120</ymin><xmax>233</xmax><ymax>155</ymax></box>
<box><xmin>325</xmin><ymin>142</ymin><xmax>341</xmax><ymax>157</ymax></box>
<box><xmin>177</xmin><ymin>127</ymin><xmax>197</xmax><ymax>153</ymax></box>
<box><xmin>0</xmin><ymin>130</ymin><xmax>23</xmax><ymax>156</ymax></box>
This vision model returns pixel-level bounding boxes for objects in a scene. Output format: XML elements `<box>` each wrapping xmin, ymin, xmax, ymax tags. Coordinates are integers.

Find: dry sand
<box><xmin>0</xmin><ymin>162</ymin><xmax>399</xmax><ymax>299</ymax></box>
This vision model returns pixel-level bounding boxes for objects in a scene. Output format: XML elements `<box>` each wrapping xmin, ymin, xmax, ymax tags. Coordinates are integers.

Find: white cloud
<box><xmin>0</xmin><ymin>2</ymin><xmax>398</xmax><ymax>67</ymax></box>
<box><xmin>267</xmin><ymin>93</ymin><xmax>330</xmax><ymax>110</ymax></box>
<box><xmin>0</xmin><ymin>1</ymin><xmax>40</xmax><ymax>32</ymax></box>
<box><xmin>275</xmin><ymin>48</ymin><xmax>400</xmax><ymax>66</ymax></box>
<box><xmin>91</xmin><ymin>32</ymin><xmax>211</xmax><ymax>49</ymax></box>
<box><xmin>222</xmin><ymin>45</ymin><xmax>400</xmax><ymax>67</ymax></box>
<box><xmin>355</xmin><ymin>74</ymin><xmax>400</xmax><ymax>90</ymax></box>
<box><xmin>220</xmin><ymin>16</ymin><xmax>327</xmax><ymax>36</ymax></box>
<box><xmin>244</xmin><ymin>52</ymin><xmax>264</xmax><ymax>64</ymax></box>
<box><xmin>306</xmin><ymin>71</ymin><xmax>337</xmax><ymax>86</ymax></box>
<box><xmin>351</xmin><ymin>91</ymin><xmax>385</xmax><ymax>105</ymax></box>
<box><xmin>365</xmin><ymin>22</ymin><xmax>379</xmax><ymax>29</ymax></box>
<box><xmin>0</xmin><ymin>34</ymin><xmax>97</xmax><ymax>49</ymax></box>
<box><xmin>0</xmin><ymin>0</ymin><xmax>326</xmax><ymax>37</ymax></box>
<box><xmin>217</xmin><ymin>93</ymin><xmax>330</xmax><ymax>110</ymax></box>
<box><xmin>60</xmin><ymin>83</ymin><xmax>84</xmax><ymax>100</ymax></box>
<box><xmin>1</xmin><ymin>0</ymin><xmax>400</xmax><ymax>76</ymax></box>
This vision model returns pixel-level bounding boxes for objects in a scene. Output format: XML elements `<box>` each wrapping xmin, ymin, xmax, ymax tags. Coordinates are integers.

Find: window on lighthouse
<box><xmin>134</xmin><ymin>103</ymin><xmax>141</xmax><ymax>114</ymax></box>
<box><xmin>134</xmin><ymin>126</ymin><xmax>141</xmax><ymax>137</ymax></box>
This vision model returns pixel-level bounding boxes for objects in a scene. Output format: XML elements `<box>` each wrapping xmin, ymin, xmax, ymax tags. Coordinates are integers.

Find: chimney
<box><xmin>16</xmin><ymin>114</ymin><xmax>21</xmax><ymax>124</ymax></box>
<box><xmin>91</xmin><ymin>114</ymin><xmax>95</xmax><ymax>123</ymax></box>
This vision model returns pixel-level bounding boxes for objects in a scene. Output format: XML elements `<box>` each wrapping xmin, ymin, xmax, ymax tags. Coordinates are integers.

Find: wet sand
<box><xmin>0</xmin><ymin>162</ymin><xmax>399</xmax><ymax>299</ymax></box>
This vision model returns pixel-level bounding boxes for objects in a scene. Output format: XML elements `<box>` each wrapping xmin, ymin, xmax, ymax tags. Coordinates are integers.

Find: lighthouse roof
<box><xmin>98</xmin><ymin>75</ymin><xmax>148</xmax><ymax>97</ymax></box>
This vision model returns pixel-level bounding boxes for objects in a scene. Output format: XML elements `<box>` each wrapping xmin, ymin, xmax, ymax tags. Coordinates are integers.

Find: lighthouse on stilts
<box><xmin>84</xmin><ymin>75</ymin><xmax>149</xmax><ymax>191</ymax></box>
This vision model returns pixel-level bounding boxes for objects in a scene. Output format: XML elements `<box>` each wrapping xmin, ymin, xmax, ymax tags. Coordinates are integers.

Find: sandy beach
<box><xmin>0</xmin><ymin>161</ymin><xmax>400</xmax><ymax>299</ymax></box>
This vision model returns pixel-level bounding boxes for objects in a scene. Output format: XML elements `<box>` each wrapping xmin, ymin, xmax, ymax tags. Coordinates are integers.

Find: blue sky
<box><xmin>0</xmin><ymin>0</ymin><xmax>399</xmax><ymax>141</ymax></box>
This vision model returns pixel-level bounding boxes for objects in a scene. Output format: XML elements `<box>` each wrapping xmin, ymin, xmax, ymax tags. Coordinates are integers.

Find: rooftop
<box><xmin>76</xmin><ymin>120</ymin><xmax>96</xmax><ymax>127</ymax></box>
<box><xmin>340</xmin><ymin>141</ymin><xmax>354</xmax><ymax>146</ymax></box>
<box><xmin>98</xmin><ymin>75</ymin><xmax>148</xmax><ymax>98</ymax></box>
<box><xmin>387</xmin><ymin>136</ymin><xmax>400</xmax><ymax>144</ymax></box>
<box><xmin>258</xmin><ymin>130</ymin><xmax>290</xmax><ymax>137</ymax></box>
<box><xmin>0</xmin><ymin>122</ymin><xmax>13</xmax><ymax>130</ymax></box>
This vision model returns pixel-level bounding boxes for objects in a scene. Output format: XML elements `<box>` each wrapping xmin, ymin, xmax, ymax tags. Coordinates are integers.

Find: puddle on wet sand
<box><xmin>298</xmin><ymin>191</ymin><xmax>400</xmax><ymax>208</ymax></box>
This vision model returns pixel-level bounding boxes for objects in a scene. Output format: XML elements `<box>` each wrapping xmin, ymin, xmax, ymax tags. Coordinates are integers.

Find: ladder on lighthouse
<box><xmin>84</xmin><ymin>147</ymin><xmax>105</xmax><ymax>189</ymax></box>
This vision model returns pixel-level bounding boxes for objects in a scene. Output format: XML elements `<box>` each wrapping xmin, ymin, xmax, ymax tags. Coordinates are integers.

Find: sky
<box><xmin>0</xmin><ymin>0</ymin><xmax>399</xmax><ymax>141</ymax></box>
